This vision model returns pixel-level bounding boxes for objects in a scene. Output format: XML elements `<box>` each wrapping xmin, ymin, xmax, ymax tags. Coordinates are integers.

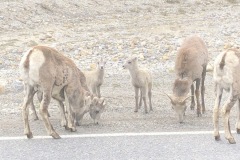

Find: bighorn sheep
<box><xmin>166</xmin><ymin>36</ymin><xmax>208</xmax><ymax>123</ymax></box>
<box><xmin>213</xmin><ymin>48</ymin><xmax>240</xmax><ymax>144</ymax></box>
<box><xmin>123</xmin><ymin>57</ymin><xmax>153</xmax><ymax>113</ymax></box>
<box><xmin>19</xmin><ymin>46</ymin><xmax>103</xmax><ymax>139</ymax></box>
<box><xmin>28</xmin><ymin>68</ymin><xmax>99</xmax><ymax>124</ymax></box>
<box><xmin>84</xmin><ymin>58</ymin><xmax>106</xmax><ymax>98</ymax></box>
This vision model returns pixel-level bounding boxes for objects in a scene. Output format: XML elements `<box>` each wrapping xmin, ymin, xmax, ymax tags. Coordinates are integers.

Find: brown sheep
<box><xmin>166</xmin><ymin>36</ymin><xmax>208</xmax><ymax>123</ymax></box>
<box><xmin>213</xmin><ymin>48</ymin><xmax>240</xmax><ymax>144</ymax></box>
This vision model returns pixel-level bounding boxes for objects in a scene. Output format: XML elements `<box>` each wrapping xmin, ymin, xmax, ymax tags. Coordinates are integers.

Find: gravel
<box><xmin>0</xmin><ymin>0</ymin><xmax>240</xmax><ymax>137</ymax></box>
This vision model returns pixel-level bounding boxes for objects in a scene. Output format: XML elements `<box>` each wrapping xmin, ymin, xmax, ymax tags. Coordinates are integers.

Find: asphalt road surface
<box><xmin>0</xmin><ymin>131</ymin><xmax>240</xmax><ymax>160</ymax></box>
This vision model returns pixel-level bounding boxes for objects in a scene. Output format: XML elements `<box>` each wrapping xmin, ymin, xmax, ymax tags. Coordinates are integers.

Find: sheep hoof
<box><xmin>32</xmin><ymin>115</ymin><xmax>39</xmax><ymax>121</ymax></box>
<box><xmin>214</xmin><ymin>135</ymin><xmax>221</xmax><ymax>141</ymax></box>
<box><xmin>237</xmin><ymin>128</ymin><xmax>240</xmax><ymax>134</ymax></box>
<box><xmin>51</xmin><ymin>132</ymin><xmax>61</xmax><ymax>139</ymax></box>
<box><xmin>33</xmin><ymin>117</ymin><xmax>39</xmax><ymax>121</ymax></box>
<box><xmin>61</xmin><ymin>121</ymin><xmax>67</xmax><ymax>127</ymax></box>
<box><xmin>70</xmin><ymin>127</ymin><xmax>77</xmax><ymax>132</ymax></box>
<box><xmin>197</xmin><ymin>112</ymin><xmax>202</xmax><ymax>117</ymax></box>
<box><xmin>190</xmin><ymin>105</ymin><xmax>195</xmax><ymax>110</ymax></box>
<box><xmin>26</xmin><ymin>132</ymin><xmax>33</xmax><ymax>139</ymax></box>
<box><xmin>75</xmin><ymin>121</ymin><xmax>80</xmax><ymax>126</ymax></box>
<box><xmin>64</xmin><ymin>125</ymin><xmax>70</xmax><ymax>130</ymax></box>
<box><xmin>228</xmin><ymin>138</ymin><xmax>236</xmax><ymax>144</ymax></box>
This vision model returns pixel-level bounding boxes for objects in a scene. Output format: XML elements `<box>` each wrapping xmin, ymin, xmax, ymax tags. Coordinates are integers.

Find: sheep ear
<box><xmin>181</xmin><ymin>96</ymin><xmax>192</xmax><ymax>104</ymax></box>
<box><xmin>92</xmin><ymin>97</ymin><xmax>99</xmax><ymax>105</ymax></box>
<box><xmin>99</xmin><ymin>97</ymin><xmax>106</xmax><ymax>106</ymax></box>
<box><xmin>165</xmin><ymin>93</ymin><xmax>175</xmax><ymax>105</ymax></box>
<box><xmin>85</xmin><ymin>96</ymin><xmax>91</xmax><ymax>106</ymax></box>
<box><xmin>85</xmin><ymin>91</ymin><xmax>91</xmax><ymax>97</ymax></box>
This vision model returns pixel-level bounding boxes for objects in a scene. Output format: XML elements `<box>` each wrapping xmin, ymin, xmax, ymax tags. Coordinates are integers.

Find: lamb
<box><xmin>123</xmin><ymin>57</ymin><xmax>152</xmax><ymax>113</ymax></box>
<box><xmin>84</xmin><ymin>58</ymin><xmax>106</xmax><ymax>98</ymax></box>
<box><xmin>213</xmin><ymin>48</ymin><xmax>240</xmax><ymax>144</ymax></box>
<box><xmin>166</xmin><ymin>36</ymin><xmax>208</xmax><ymax>123</ymax></box>
<box><xmin>19</xmin><ymin>46</ymin><xmax>102</xmax><ymax>139</ymax></box>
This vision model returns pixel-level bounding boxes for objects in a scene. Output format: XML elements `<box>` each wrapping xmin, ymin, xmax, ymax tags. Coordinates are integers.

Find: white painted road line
<box><xmin>0</xmin><ymin>130</ymin><xmax>235</xmax><ymax>141</ymax></box>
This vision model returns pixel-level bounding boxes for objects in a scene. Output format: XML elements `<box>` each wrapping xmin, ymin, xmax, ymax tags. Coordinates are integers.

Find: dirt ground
<box><xmin>0</xmin><ymin>0</ymin><xmax>240</xmax><ymax>138</ymax></box>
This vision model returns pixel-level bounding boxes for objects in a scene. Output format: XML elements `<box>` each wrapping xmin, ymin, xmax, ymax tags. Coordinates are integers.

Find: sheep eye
<box><xmin>128</xmin><ymin>61</ymin><xmax>131</xmax><ymax>64</ymax></box>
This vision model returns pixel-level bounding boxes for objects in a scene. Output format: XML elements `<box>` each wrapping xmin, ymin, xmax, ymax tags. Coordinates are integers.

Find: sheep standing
<box><xmin>123</xmin><ymin>57</ymin><xmax>152</xmax><ymax>113</ymax></box>
<box><xmin>19</xmin><ymin>46</ymin><xmax>95</xmax><ymax>139</ymax></box>
<box><xmin>84</xmin><ymin>58</ymin><xmax>106</xmax><ymax>98</ymax></box>
<box><xmin>29</xmin><ymin>68</ymin><xmax>90</xmax><ymax>122</ymax></box>
<box><xmin>166</xmin><ymin>36</ymin><xmax>208</xmax><ymax>123</ymax></box>
<box><xmin>213</xmin><ymin>48</ymin><xmax>240</xmax><ymax>144</ymax></box>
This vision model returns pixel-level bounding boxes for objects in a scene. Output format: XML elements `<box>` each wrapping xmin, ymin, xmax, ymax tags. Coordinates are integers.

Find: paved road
<box><xmin>0</xmin><ymin>131</ymin><xmax>240</xmax><ymax>160</ymax></box>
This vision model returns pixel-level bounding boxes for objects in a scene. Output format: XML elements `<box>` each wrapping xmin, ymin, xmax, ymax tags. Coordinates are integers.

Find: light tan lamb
<box><xmin>166</xmin><ymin>36</ymin><xmax>208</xmax><ymax>123</ymax></box>
<box><xmin>84</xmin><ymin>58</ymin><xmax>106</xmax><ymax>98</ymax></box>
<box><xmin>19</xmin><ymin>46</ymin><xmax>105</xmax><ymax>139</ymax></box>
<box><xmin>213</xmin><ymin>48</ymin><xmax>240</xmax><ymax>144</ymax></box>
<box><xmin>123</xmin><ymin>57</ymin><xmax>153</xmax><ymax>113</ymax></box>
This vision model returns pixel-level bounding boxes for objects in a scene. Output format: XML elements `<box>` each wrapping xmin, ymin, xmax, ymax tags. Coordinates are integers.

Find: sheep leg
<box><xmin>201</xmin><ymin>66</ymin><xmax>206</xmax><ymax>114</ymax></box>
<box><xmin>139</xmin><ymin>91</ymin><xmax>142</xmax><ymax>109</ymax></box>
<box><xmin>190</xmin><ymin>84</ymin><xmax>195</xmax><ymax>110</ymax></box>
<box><xmin>213</xmin><ymin>84</ymin><xmax>222</xmax><ymax>141</ymax></box>
<box><xmin>40</xmin><ymin>89</ymin><xmax>61</xmax><ymax>139</ymax></box>
<box><xmin>55</xmin><ymin>100</ymin><xmax>67</xmax><ymax>128</ymax></box>
<box><xmin>141</xmin><ymin>87</ymin><xmax>148</xmax><ymax>114</ymax></box>
<box><xmin>236</xmin><ymin>99</ymin><xmax>240</xmax><ymax>134</ymax></box>
<box><xmin>195</xmin><ymin>79</ymin><xmax>201</xmax><ymax>117</ymax></box>
<box><xmin>97</xmin><ymin>85</ymin><xmax>101</xmax><ymax>98</ymax></box>
<box><xmin>36</xmin><ymin>90</ymin><xmax>50</xmax><ymax>117</ymax></box>
<box><xmin>27</xmin><ymin>89</ymin><xmax>38</xmax><ymax>120</ymax></box>
<box><xmin>222</xmin><ymin>92</ymin><xmax>237</xmax><ymax>144</ymax></box>
<box><xmin>92</xmin><ymin>86</ymin><xmax>97</xmax><ymax>97</ymax></box>
<box><xmin>66</xmin><ymin>104</ymin><xmax>76</xmax><ymax>131</ymax></box>
<box><xmin>22</xmin><ymin>84</ymin><xmax>35</xmax><ymax>139</ymax></box>
<box><xmin>148</xmin><ymin>83</ymin><xmax>153</xmax><ymax>111</ymax></box>
<box><xmin>64</xmin><ymin>86</ymin><xmax>77</xmax><ymax>132</ymax></box>
<box><xmin>75</xmin><ymin>113</ymin><xmax>84</xmax><ymax>126</ymax></box>
<box><xmin>29</xmin><ymin>94</ymin><xmax>39</xmax><ymax>121</ymax></box>
<box><xmin>134</xmin><ymin>87</ymin><xmax>139</xmax><ymax>112</ymax></box>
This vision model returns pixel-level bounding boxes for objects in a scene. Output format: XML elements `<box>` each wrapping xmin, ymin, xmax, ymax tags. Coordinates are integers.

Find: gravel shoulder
<box><xmin>0</xmin><ymin>0</ymin><xmax>240</xmax><ymax>137</ymax></box>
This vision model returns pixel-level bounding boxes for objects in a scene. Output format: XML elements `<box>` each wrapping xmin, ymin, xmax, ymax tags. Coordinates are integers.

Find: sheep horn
<box><xmin>181</xmin><ymin>95</ymin><xmax>192</xmax><ymax>103</ymax></box>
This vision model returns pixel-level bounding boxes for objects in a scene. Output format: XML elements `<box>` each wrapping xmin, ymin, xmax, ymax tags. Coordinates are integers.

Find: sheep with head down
<box><xmin>166</xmin><ymin>36</ymin><xmax>208</xmax><ymax>123</ymax></box>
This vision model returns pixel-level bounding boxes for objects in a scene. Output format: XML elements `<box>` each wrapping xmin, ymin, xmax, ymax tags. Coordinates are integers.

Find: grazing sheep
<box><xmin>213</xmin><ymin>48</ymin><xmax>240</xmax><ymax>144</ymax></box>
<box><xmin>123</xmin><ymin>57</ymin><xmax>153</xmax><ymax>113</ymax></box>
<box><xmin>79</xmin><ymin>96</ymin><xmax>106</xmax><ymax>125</ymax></box>
<box><xmin>166</xmin><ymin>36</ymin><xmax>208</xmax><ymax>123</ymax></box>
<box><xmin>19</xmin><ymin>46</ymin><xmax>96</xmax><ymax>139</ymax></box>
<box><xmin>29</xmin><ymin>68</ymin><xmax>91</xmax><ymax>121</ymax></box>
<box><xmin>84</xmin><ymin>58</ymin><xmax>106</xmax><ymax>98</ymax></box>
